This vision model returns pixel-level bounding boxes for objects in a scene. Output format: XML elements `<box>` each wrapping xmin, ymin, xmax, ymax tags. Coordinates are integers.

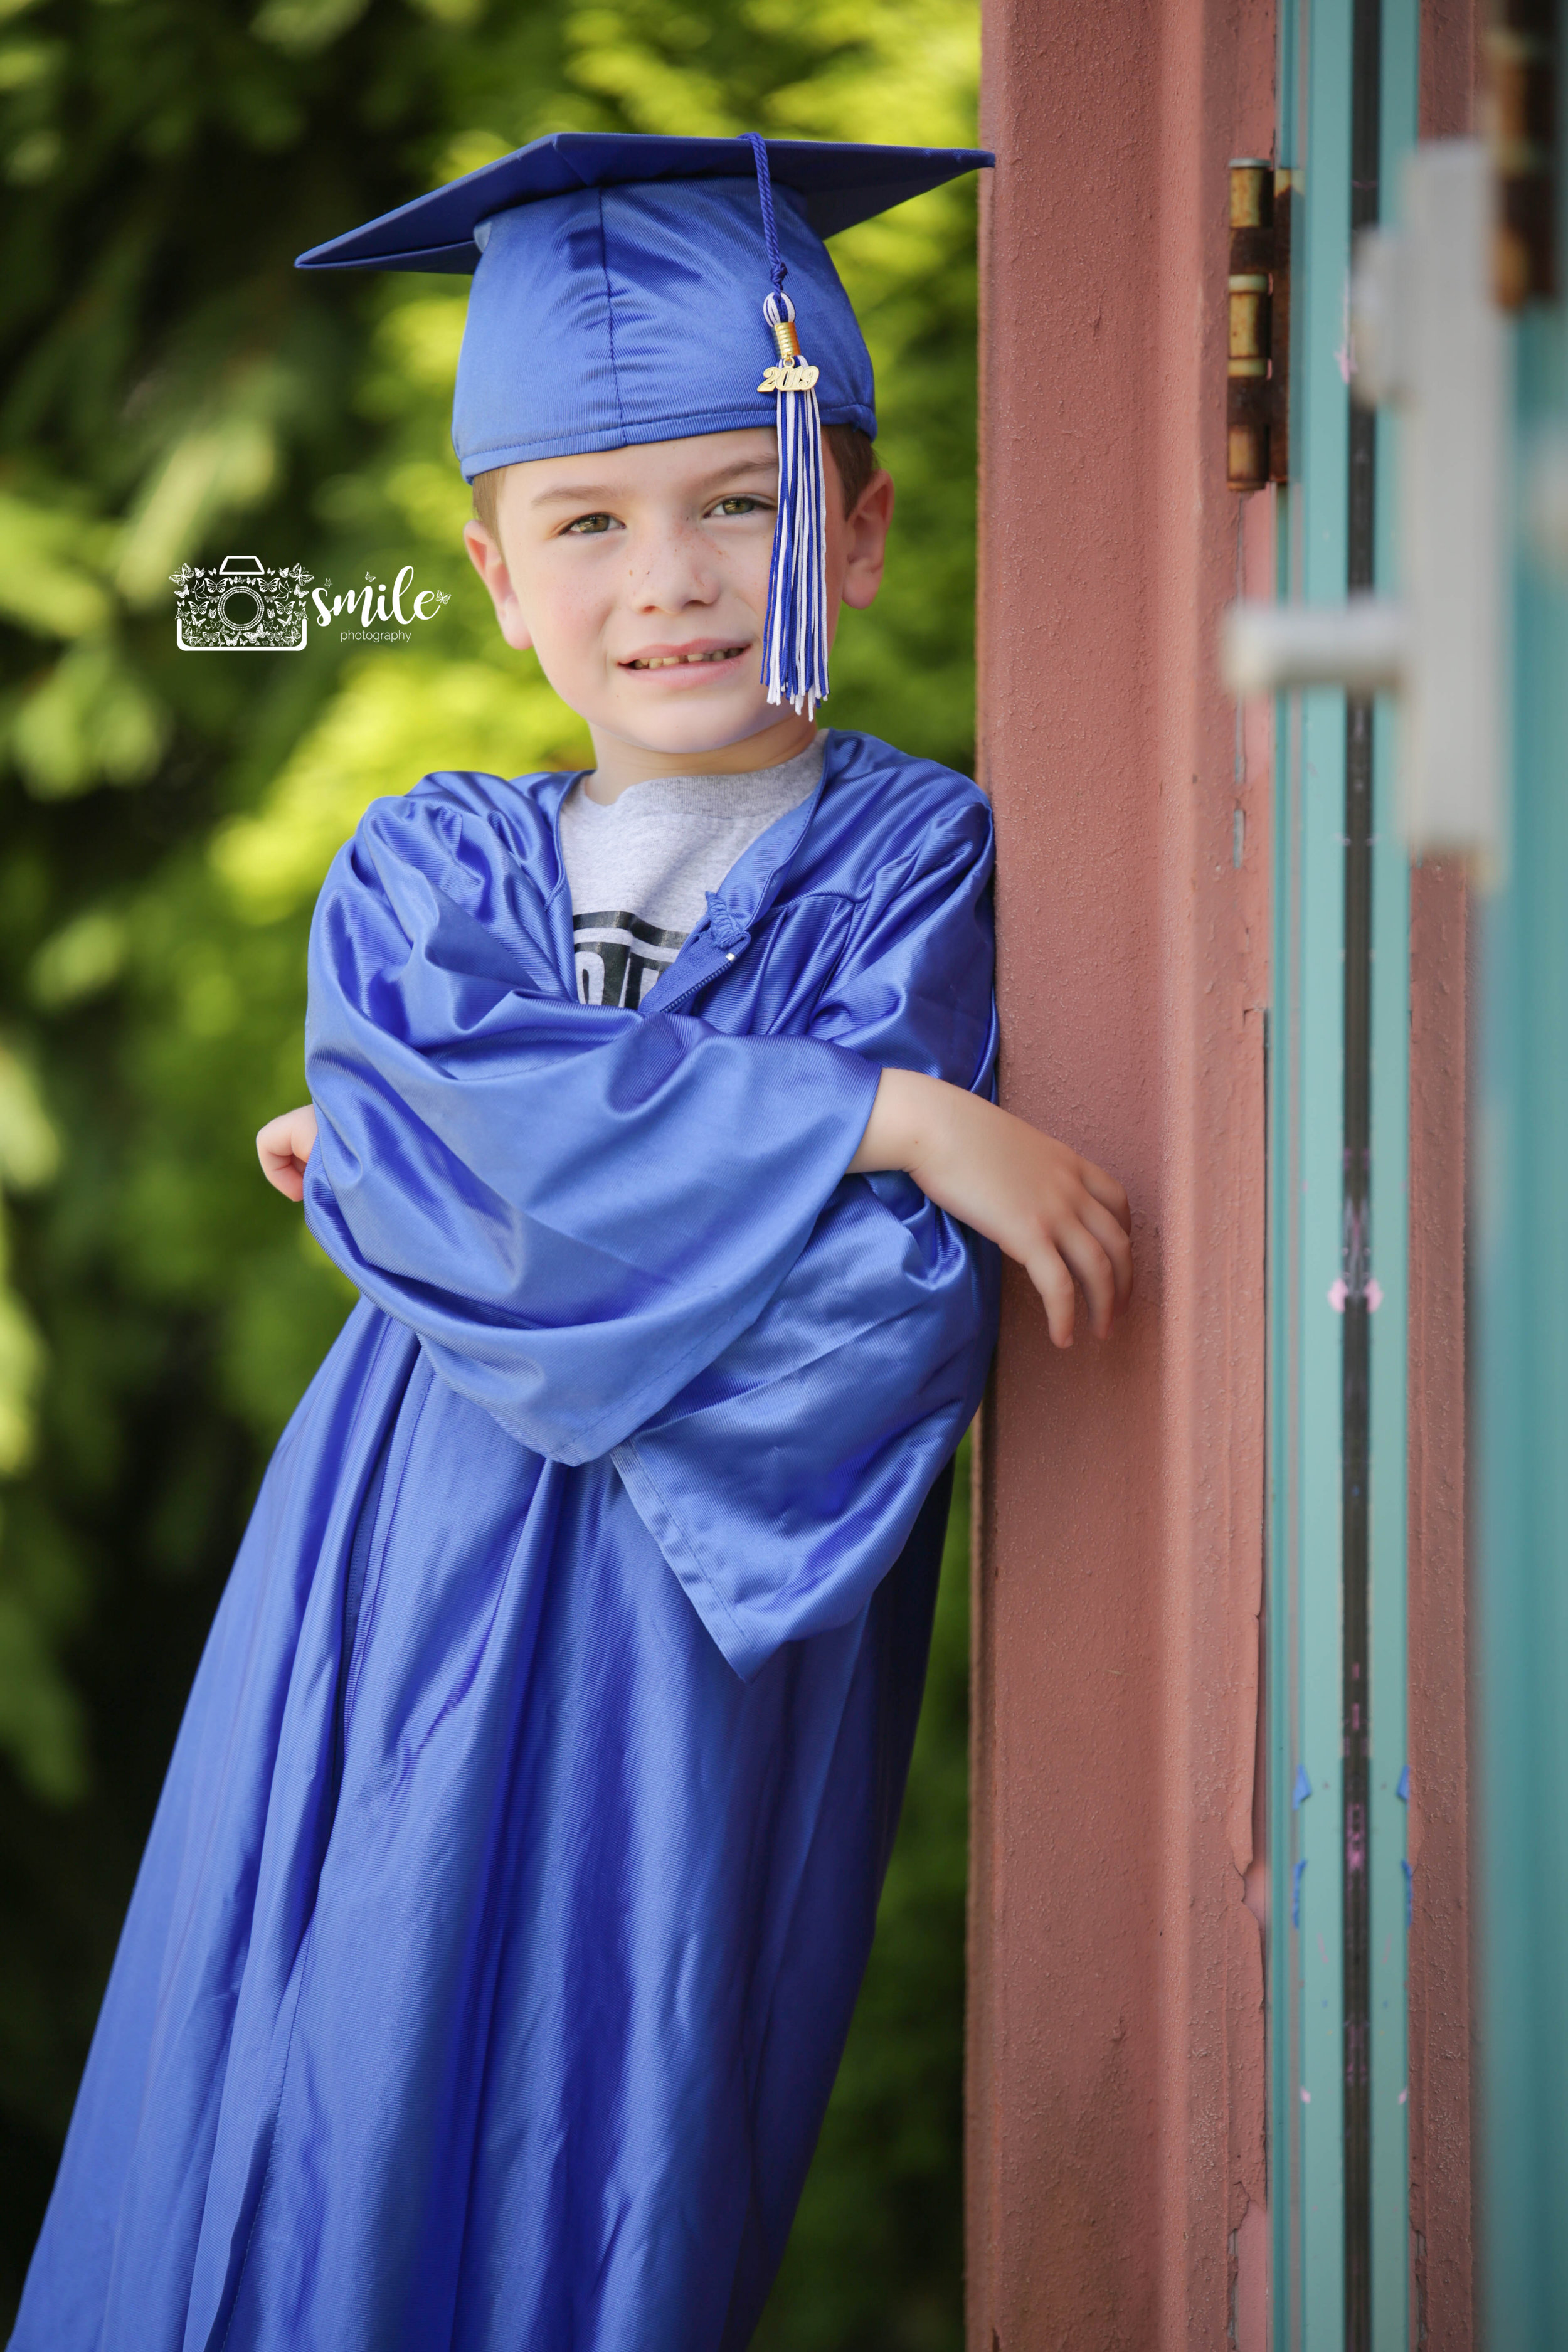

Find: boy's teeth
<box><xmin>632</xmin><ymin>647</ymin><xmax>743</xmax><ymax>669</ymax></box>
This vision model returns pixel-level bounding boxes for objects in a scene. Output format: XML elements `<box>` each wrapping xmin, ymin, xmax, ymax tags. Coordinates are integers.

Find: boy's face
<box><xmin>462</xmin><ymin>428</ymin><xmax>893</xmax><ymax>766</ymax></box>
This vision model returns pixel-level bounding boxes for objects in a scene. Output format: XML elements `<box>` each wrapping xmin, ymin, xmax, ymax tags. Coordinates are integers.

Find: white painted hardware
<box><xmin>1221</xmin><ymin>140</ymin><xmax>1508</xmax><ymax>873</ymax></box>
<box><xmin>1222</xmin><ymin>597</ymin><xmax>1411</xmax><ymax>697</ymax></box>
<box><xmin>1525</xmin><ymin>427</ymin><xmax>1568</xmax><ymax>575</ymax></box>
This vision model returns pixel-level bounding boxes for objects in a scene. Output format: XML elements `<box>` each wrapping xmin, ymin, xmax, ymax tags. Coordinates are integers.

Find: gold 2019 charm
<box><xmin>758</xmin><ymin>361</ymin><xmax>820</xmax><ymax>394</ymax></box>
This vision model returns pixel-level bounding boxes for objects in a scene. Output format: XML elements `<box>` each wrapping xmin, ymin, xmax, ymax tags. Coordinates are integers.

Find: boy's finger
<box><xmin>1027</xmin><ymin>1244</ymin><xmax>1076</xmax><ymax>1348</ymax></box>
<box><xmin>259</xmin><ymin>1155</ymin><xmax>307</xmax><ymax>1203</ymax></box>
<box><xmin>1081</xmin><ymin>1200</ymin><xmax>1135</xmax><ymax>1308</ymax></box>
<box><xmin>1057</xmin><ymin>1226</ymin><xmax>1117</xmax><ymax>1341</ymax></box>
<box><xmin>1080</xmin><ymin>1160</ymin><xmax>1131</xmax><ymax>1233</ymax></box>
<box><xmin>257</xmin><ymin>1122</ymin><xmax>308</xmax><ymax>1203</ymax></box>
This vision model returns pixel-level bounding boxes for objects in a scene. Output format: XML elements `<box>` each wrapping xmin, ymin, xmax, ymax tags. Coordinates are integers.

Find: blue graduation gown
<box><xmin>12</xmin><ymin>728</ymin><xmax>999</xmax><ymax>2352</ymax></box>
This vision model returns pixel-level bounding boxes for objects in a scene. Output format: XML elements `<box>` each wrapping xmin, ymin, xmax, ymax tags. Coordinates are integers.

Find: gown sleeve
<box><xmin>301</xmin><ymin>780</ymin><xmax>881</xmax><ymax>1468</ymax></box>
<box><xmin>612</xmin><ymin>795</ymin><xmax>1000</xmax><ymax>1676</ymax></box>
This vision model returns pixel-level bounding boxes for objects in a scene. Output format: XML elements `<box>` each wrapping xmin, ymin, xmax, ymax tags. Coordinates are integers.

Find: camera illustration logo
<box><xmin>168</xmin><ymin>556</ymin><xmax>313</xmax><ymax>652</ymax></box>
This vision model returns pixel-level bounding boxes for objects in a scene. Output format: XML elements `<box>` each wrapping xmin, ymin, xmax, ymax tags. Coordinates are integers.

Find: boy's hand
<box><xmin>848</xmin><ymin>1068</ymin><xmax>1133</xmax><ymax>1348</ymax></box>
<box><xmin>257</xmin><ymin>1104</ymin><xmax>318</xmax><ymax>1203</ymax></box>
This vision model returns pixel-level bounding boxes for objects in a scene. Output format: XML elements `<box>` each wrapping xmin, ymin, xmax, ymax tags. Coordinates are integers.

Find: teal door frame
<box><xmin>1478</xmin><ymin>46</ymin><xmax>1568</xmax><ymax>2337</ymax></box>
<box><xmin>1268</xmin><ymin>0</ymin><xmax>1417</xmax><ymax>2339</ymax></box>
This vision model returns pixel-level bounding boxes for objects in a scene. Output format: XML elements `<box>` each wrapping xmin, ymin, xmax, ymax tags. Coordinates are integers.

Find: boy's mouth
<box><xmin>621</xmin><ymin>642</ymin><xmax>749</xmax><ymax>672</ymax></box>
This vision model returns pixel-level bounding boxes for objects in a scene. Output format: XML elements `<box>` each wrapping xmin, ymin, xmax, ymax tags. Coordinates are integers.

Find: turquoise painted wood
<box><xmin>1267</xmin><ymin>0</ymin><xmax>1415</xmax><ymax>2338</ymax></box>
<box><xmin>1478</xmin><ymin>282</ymin><xmax>1568</xmax><ymax>2341</ymax></box>
<box><xmin>1368</xmin><ymin>13</ymin><xmax>1416</xmax><ymax>2331</ymax></box>
<box><xmin>1367</xmin><ymin>689</ymin><xmax>1409</xmax><ymax>2352</ymax></box>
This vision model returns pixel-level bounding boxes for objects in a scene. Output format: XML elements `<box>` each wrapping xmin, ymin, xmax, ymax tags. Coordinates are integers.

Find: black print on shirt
<box><xmin>574</xmin><ymin>910</ymin><xmax>687</xmax><ymax>1009</ymax></box>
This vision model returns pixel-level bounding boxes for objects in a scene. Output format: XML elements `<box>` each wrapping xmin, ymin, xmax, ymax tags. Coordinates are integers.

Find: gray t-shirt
<box><xmin>559</xmin><ymin>739</ymin><xmax>824</xmax><ymax>1009</ymax></box>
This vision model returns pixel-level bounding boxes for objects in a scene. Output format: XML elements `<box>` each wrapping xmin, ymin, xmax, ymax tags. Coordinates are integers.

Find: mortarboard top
<box><xmin>296</xmin><ymin>132</ymin><xmax>993</xmax><ymax>713</ymax></box>
<box><xmin>294</xmin><ymin>132</ymin><xmax>993</xmax><ymax>275</ymax></box>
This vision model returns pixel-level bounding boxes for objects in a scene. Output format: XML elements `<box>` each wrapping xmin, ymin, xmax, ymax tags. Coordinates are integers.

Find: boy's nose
<box><xmin>626</xmin><ymin>524</ymin><xmax>718</xmax><ymax>611</ymax></box>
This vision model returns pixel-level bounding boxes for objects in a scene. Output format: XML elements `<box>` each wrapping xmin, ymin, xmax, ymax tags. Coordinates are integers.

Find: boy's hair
<box><xmin>470</xmin><ymin>423</ymin><xmax>878</xmax><ymax>539</ymax></box>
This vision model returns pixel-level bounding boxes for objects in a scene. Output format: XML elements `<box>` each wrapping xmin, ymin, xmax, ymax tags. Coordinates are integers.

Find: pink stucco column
<box><xmin>1404</xmin><ymin>9</ymin><xmax>1482</xmax><ymax>2342</ymax></box>
<box><xmin>969</xmin><ymin>0</ymin><xmax>1277</xmax><ymax>2338</ymax></box>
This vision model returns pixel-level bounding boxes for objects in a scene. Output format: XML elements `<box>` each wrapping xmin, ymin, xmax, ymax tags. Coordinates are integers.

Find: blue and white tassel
<box><xmin>746</xmin><ymin>134</ymin><xmax>830</xmax><ymax>716</ymax></box>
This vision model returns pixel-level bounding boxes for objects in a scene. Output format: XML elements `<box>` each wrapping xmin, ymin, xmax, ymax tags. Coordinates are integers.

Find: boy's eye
<box><xmin>709</xmin><ymin>496</ymin><xmax>765</xmax><ymax>517</ymax></box>
<box><xmin>561</xmin><ymin>512</ymin><xmax>619</xmax><ymax>536</ymax></box>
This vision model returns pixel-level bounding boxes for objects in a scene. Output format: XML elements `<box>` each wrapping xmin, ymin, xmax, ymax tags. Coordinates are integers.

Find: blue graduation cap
<box><xmin>297</xmin><ymin>131</ymin><xmax>992</xmax><ymax>715</ymax></box>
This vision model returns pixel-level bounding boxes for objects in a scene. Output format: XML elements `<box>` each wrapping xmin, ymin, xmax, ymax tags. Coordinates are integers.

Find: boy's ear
<box><xmin>462</xmin><ymin>519</ymin><xmax>535</xmax><ymax>653</ymax></box>
<box><xmin>838</xmin><ymin>469</ymin><xmax>895</xmax><ymax>613</ymax></box>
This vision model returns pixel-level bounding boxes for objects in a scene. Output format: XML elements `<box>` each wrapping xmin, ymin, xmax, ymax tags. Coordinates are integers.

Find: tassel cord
<box><xmin>744</xmin><ymin>131</ymin><xmax>789</xmax><ymax>290</ymax></box>
<box><xmin>746</xmin><ymin>132</ymin><xmax>831</xmax><ymax>716</ymax></box>
<box><xmin>761</xmin><ymin>374</ymin><xmax>828</xmax><ymax>716</ymax></box>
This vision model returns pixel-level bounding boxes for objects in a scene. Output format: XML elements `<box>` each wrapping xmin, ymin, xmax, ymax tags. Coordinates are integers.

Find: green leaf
<box><xmin>0</xmin><ymin>494</ymin><xmax>114</xmax><ymax>641</ymax></box>
<box><xmin>0</xmin><ymin>1041</ymin><xmax>58</xmax><ymax>1190</ymax></box>
<box><xmin>9</xmin><ymin>637</ymin><xmax>169</xmax><ymax>797</ymax></box>
<box><xmin>28</xmin><ymin>912</ymin><xmax>129</xmax><ymax>1012</ymax></box>
<box><xmin>251</xmin><ymin>0</ymin><xmax>370</xmax><ymax>54</ymax></box>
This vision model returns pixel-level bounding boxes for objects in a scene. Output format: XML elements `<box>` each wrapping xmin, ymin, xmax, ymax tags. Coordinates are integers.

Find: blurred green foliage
<box><xmin>757</xmin><ymin>1449</ymin><xmax>971</xmax><ymax>2351</ymax></box>
<box><xmin>0</xmin><ymin>0</ymin><xmax>978</xmax><ymax>2338</ymax></box>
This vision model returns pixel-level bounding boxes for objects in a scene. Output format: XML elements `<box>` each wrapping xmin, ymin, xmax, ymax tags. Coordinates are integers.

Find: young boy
<box><xmin>12</xmin><ymin>135</ymin><xmax>1130</xmax><ymax>2352</ymax></box>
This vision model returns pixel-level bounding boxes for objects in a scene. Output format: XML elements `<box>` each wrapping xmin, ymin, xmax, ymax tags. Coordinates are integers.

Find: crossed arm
<box><xmin>260</xmin><ymin>1069</ymin><xmax>1133</xmax><ymax>1351</ymax></box>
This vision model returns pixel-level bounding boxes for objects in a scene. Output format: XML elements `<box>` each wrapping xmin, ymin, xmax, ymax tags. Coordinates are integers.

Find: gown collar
<box><xmin>534</xmin><ymin>731</ymin><xmax>845</xmax><ymax>1014</ymax></box>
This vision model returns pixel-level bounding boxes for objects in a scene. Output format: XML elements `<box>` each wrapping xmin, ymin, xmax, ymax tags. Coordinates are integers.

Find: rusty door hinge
<box><xmin>1227</xmin><ymin>159</ymin><xmax>1293</xmax><ymax>492</ymax></box>
<box><xmin>1486</xmin><ymin>0</ymin><xmax>1557</xmax><ymax>305</ymax></box>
